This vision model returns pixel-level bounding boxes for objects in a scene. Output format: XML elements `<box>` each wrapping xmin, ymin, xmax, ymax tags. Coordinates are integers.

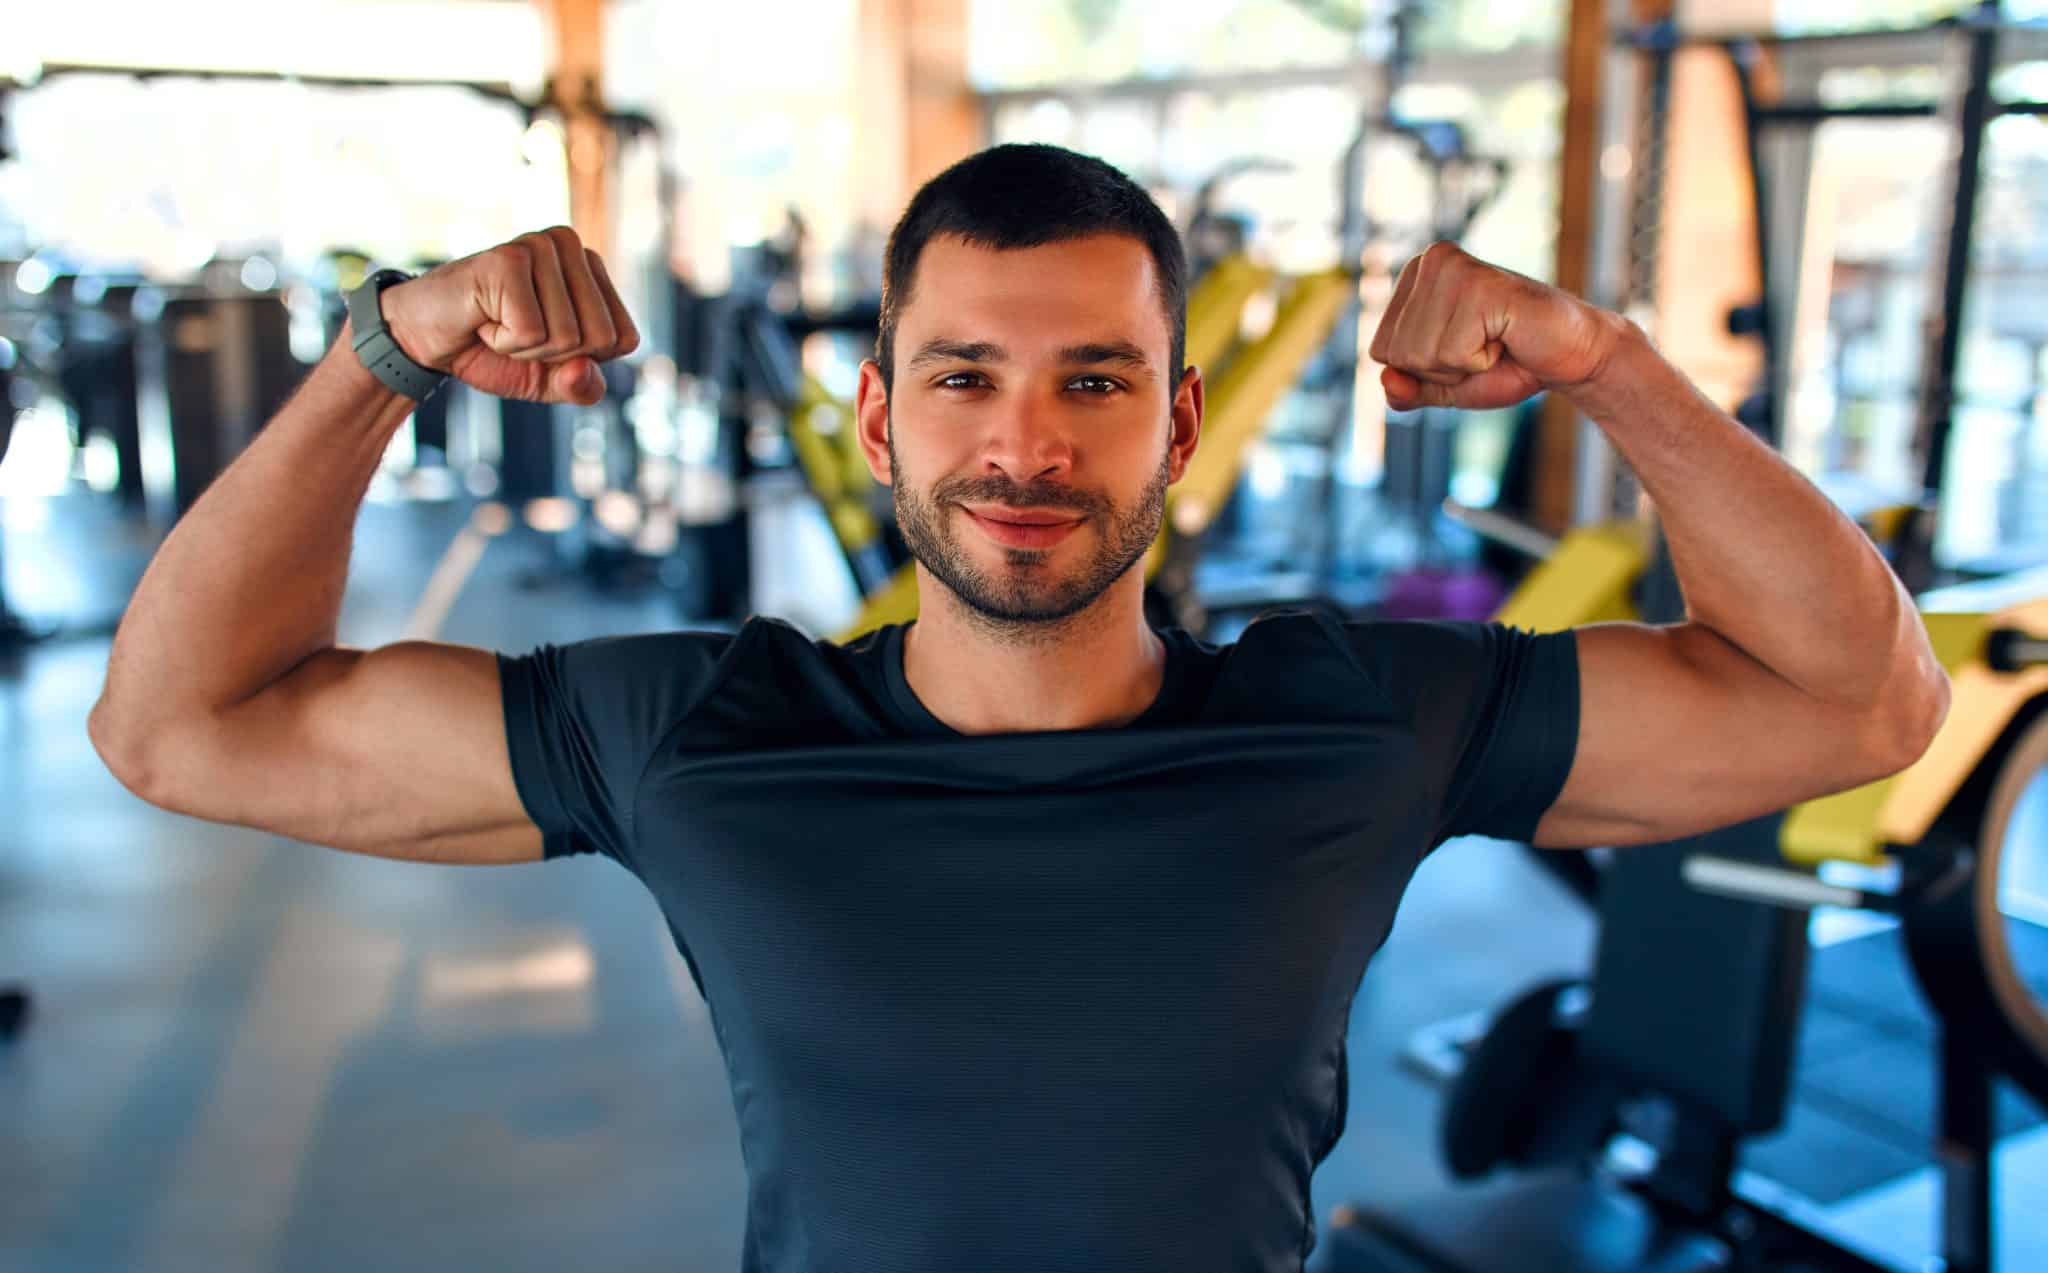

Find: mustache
<box><xmin>933</xmin><ymin>476</ymin><xmax>1108</xmax><ymax>519</ymax></box>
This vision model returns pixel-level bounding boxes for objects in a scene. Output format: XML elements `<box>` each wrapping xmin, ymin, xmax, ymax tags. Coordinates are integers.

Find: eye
<box><xmin>936</xmin><ymin>371</ymin><xmax>988</xmax><ymax>390</ymax></box>
<box><xmin>1068</xmin><ymin>375</ymin><xmax>1123</xmax><ymax>394</ymax></box>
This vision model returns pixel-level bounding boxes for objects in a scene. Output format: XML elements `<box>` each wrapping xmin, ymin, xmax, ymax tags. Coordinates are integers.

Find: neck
<box><xmin>901</xmin><ymin>570</ymin><xmax>1166</xmax><ymax>733</ymax></box>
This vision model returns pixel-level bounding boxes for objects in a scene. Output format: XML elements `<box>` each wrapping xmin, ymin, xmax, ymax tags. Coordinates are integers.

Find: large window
<box><xmin>603</xmin><ymin>0</ymin><xmax>867</xmax><ymax>306</ymax></box>
<box><xmin>970</xmin><ymin>1</ymin><xmax>1364</xmax><ymax>91</ymax></box>
<box><xmin>0</xmin><ymin>76</ymin><xmax>563</xmax><ymax>278</ymax></box>
<box><xmin>969</xmin><ymin>0</ymin><xmax>1563</xmax><ymax>89</ymax></box>
<box><xmin>1771</xmin><ymin>0</ymin><xmax>2048</xmax><ymax>36</ymax></box>
<box><xmin>1762</xmin><ymin>22</ymin><xmax>2048</xmax><ymax>572</ymax></box>
<box><xmin>1948</xmin><ymin>110</ymin><xmax>2048</xmax><ymax>568</ymax></box>
<box><xmin>0</xmin><ymin>1</ymin><xmax>552</xmax><ymax>272</ymax></box>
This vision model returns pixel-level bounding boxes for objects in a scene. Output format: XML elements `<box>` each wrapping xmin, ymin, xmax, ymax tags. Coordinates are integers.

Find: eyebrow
<box><xmin>905</xmin><ymin>338</ymin><xmax>1156</xmax><ymax>377</ymax></box>
<box><xmin>1058</xmin><ymin>341</ymin><xmax>1153</xmax><ymax>375</ymax></box>
<box><xmin>906</xmin><ymin>340</ymin><xmax>1003</xmax><ymax>370</ymax></box>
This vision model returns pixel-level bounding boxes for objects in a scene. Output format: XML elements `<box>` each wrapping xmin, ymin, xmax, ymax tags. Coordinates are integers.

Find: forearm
<box><xmin>94</xmin><ymin>321</ymin><xmax>414</xmax><ymax>732</ymax></box>
<box><xmin>1564</xmin><ymin>323</ymin><xmax>1938</xmax><ymax>712</ymax></box>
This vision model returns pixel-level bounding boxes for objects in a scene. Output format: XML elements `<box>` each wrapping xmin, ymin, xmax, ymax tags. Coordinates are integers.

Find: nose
<box><xmin>978</xmin><ymin>387</ymin><xmax>1074</xmax><ymax>485</ymax></box>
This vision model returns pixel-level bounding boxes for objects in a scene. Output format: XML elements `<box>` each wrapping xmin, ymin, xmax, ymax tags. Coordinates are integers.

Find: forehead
<box><xmin>898</xmin><ymin>233</ymin><xmax>1169</xmax><ymax>358</ymax></box>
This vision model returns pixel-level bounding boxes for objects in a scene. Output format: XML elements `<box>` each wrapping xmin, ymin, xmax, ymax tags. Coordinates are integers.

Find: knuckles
<box><xmin>480</xmin><ymin>225</ymin><xmax>631</xmax><ymax>357</ymax></box>
<box><xmin>493</xmin><ymin>240</ymin><xmax>533</xmax><ymax>274</ymax></box>
<box><xmin>1418</xmin><ymin>239</ymin><xmax>1458</xmax><ymax>267</ymax></box>
<box><xmin>1416</xmin><ymin>239</ymin><xmax>1465</xmax><ymax>281</ymax></box>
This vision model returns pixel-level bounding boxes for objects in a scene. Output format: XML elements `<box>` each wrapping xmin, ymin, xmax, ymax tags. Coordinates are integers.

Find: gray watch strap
<box><xmin>347</xmin><ymin>269</ymin><xmax>448</xmax><ymax>401</ymax></box>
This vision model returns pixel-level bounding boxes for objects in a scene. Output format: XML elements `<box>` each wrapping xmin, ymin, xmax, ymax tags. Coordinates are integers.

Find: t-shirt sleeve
<box><xmin>1338</xmin><ymin>618</ymin><xmax>1580</xmax><ymax>849</ymax></box>
<box><xmin>496</xmin><ymin>628</ymin><xmax>737</xmax><ymax>868</ymax></box>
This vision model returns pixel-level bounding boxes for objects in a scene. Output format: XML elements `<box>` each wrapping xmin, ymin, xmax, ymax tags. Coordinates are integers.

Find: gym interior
<box><xmin>4</xmin><ymin>2</ymin><xmax>2048</xmax><ymax>1271</ymax></box>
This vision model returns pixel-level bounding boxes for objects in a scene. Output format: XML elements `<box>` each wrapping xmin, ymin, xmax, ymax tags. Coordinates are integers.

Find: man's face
<box><xmin>856</xmin><ymin>233</ymin><xmax>1200</xmax><ymax>629</ymax></box>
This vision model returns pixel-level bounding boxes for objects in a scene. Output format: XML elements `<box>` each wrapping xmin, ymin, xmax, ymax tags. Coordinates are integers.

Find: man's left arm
<box><xmin>1370</xmin><ymin>243</ymin><xmax>1951</xmax><ymax>850</ymax></box>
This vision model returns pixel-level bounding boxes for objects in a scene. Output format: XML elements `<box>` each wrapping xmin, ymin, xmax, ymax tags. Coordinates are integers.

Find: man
<box><xmin>90</xmin><ymin>144</ymin><xmax>1947</xmax><ymax>1271</ymax></box>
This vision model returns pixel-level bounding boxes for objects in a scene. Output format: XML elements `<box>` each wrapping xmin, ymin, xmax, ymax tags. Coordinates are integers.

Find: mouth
<box><xmin>962</xmin><ymin>505</ymin><xmax>1085</xmax><ymax>549</ymax></box>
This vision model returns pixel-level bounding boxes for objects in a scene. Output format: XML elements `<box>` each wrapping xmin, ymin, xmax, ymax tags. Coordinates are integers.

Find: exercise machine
<box><xmin>1333</xmin><ymin>511</ymin><xmax>2047</xmax><ymax>1272</ymax></box>
<box><xmin>1328</xmin><ymin>12</ymin><xmax>2048</xmax><ymax>1269</ymax></box>
<box><xmin>1660</xmin><ymin>8</ymin><xmax>2048</xmax><ymax>592</ymax></box>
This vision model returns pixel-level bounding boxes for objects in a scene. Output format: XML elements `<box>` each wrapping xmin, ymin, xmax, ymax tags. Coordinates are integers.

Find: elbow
<box><xmin>1875</xmin><ymin>590</ymin><xmax>1952</xmax><ymax>770</ymax></box>
<box><xmin>88</xmin><ymin>698</ymin><xmax>134</xmax><ymax>778</ymax></box>
<box><xmin>88</xmin><ymin>700</ymin><xmax>183</xmax><ymax>809</ymax></box>
<box><xmin>1865</xmin><ymin>664</ymin><xmax>1952</xmax><ymax>778</ymax></box>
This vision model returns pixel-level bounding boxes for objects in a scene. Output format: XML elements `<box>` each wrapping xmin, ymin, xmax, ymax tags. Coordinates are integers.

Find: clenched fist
<box><xmin>1368</xmin><ymin>241</ymin><xmax>1629</xmax><ymax>412</ymax></box>
<box><xmin>377</xmin><ymin>226</ymin><xmax>641</xmax><ymax>406</ymax></box>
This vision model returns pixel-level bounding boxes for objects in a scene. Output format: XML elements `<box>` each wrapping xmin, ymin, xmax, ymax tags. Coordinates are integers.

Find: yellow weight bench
<box><xmin>787</xmin><ymin>374</ymin><xmax>891</xmax><ymax>584</ymax></box>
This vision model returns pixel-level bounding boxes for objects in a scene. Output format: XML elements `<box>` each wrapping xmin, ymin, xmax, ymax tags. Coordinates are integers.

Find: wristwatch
<box><xmin>346</xmin><ymin>268</ymin><xmax>449</xmax><ymax>401</ymax></box>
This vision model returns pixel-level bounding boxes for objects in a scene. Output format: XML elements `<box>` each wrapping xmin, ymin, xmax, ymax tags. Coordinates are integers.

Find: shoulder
<box><xmin>496</xmin><ymin>624</ymin><xmax>751</xmax><ymax>736</ymax></box>
<box><xmin>1197</xmin><ymin>608</ymin><xmax>1404</xmax><ymax>723</ymax></box>
<box><xmin>676</xmin><ymin>615</ymin><xmax>901</xmax><ymax>742</ymax></box>
<box><xmin>502</xmin><ymin>623</ymin><xmax>746</xmax><ymax>683</ymax></box>
<box><xmin>1223</xmin><ymin>608</ymin><xmax>1555</xmax><ymax>715</ymax></box>
<box><xmin>1331</xmin><ymin>614</ymin><xmax>1510</xmax><ymax>683</ymax></box>
<box><xmin>1222</xmin><ymin>606</ymin><xmax>1480</xmax><ymax>687</ymax></box>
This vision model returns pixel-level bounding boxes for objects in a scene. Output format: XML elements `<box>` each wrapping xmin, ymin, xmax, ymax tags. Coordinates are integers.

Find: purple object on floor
<box><xmin>1377</xmin><ymin>568</ymin><xmax>1508</xmax><ymax>622</ymax></box>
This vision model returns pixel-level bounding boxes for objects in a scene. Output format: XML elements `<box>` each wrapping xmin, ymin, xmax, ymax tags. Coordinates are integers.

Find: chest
<box><xmin>637</xmin><ymin>727</ymin><xmax>1433</xmax><ymax>1023</ymax></box>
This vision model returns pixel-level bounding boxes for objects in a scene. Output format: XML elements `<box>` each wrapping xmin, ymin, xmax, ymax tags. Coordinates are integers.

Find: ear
<box><xmin>1166</xmin><ymin>365</ymin><xmax>1203</xmax><ymax>484</ymax></box>
<box><xmin>854</xmin><ymin>359</ymin><xmax>893</xmax><ymax>487</ymax></box>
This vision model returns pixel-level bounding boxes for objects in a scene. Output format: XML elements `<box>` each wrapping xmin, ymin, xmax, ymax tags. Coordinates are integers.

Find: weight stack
<box><xmin>410</xmin><ymin>380</ymin><xmax>451</xmax><ymax>463</ymax></box>
<box><xmin>157</xmin><ymin>293</ymin><xmax>301</xmax><ymax>520</ymax></box>
<box><xmin>57</xmin><ymin>290</ymin><xmax>146</xmax><ymax>510</ymax></box>
<box><xmin>495</xmin><ymin>397</ymin><xmax>570</xmax><ymax>505</ymax></box>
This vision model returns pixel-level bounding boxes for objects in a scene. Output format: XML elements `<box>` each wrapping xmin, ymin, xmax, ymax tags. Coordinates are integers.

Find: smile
<box><xmin>962</xmin><ymin>507</ymin><xmax>1084</xmax><ymax>549</ymax></box>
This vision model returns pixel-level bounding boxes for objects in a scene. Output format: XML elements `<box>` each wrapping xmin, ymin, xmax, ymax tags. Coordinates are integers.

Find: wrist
<box><xmin>331</xmin><ymin>318</ymin><xmax>414</xmax><ymax>409</ymax></box>
<box><xmin>375</xmin><ymin>279</ymin><xmax>442</xmax><ymax>372</ymax></box>
<box><xmin>1560</xmin><ymin>312</ymin><xmax>1664</xmax><ymax>420</ymax></box>
<box><xmin>1564</xmin><ymin>308</ymin><xmax>1646</xmax><ymax>392</ymax></box>
<box><xmin>346</xmin><ymin>271</ymin><xmax>451</xmax><ymax>399</ymax></box>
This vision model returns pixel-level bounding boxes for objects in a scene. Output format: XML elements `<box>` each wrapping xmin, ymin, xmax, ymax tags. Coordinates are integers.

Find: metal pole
<box><xmin>1899</xmin><ymin>8</ymin><xmax>1999</xmax><ymax>590</ymax></box>
<box><xmin>1937</xmin><ymin>1026</ymin><xmax>1994</xmax><ymax>1273</ymax></box>
<box><xmin>1727</xmin><ymin>38</ymin><xmax>1784</xmax><ymax>451</ymax></box>
<box><xmin>1318</xmin><ymin>5</ymin><xmax>1408</xmax><ymax>591</ymax></box>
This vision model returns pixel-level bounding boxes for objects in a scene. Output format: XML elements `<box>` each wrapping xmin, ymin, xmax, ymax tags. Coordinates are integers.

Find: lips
<box><xmin>961</xmin><ymin>505</ymin><xmax>1086</xmax><ymax>549</ymax></box>
<box><xmin>963</xmin><ymin>505</ymin><xmax>1082</xmax><ymax>527</ymax></box>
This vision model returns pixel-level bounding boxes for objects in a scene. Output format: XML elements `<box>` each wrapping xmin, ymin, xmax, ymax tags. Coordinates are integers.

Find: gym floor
<box><xmin>0</xmin><ymin>485</ymin><xmax>2038</xmax><ymax>1272</ymax></box>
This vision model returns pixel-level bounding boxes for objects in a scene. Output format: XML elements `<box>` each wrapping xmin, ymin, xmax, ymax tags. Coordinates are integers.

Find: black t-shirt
<box><xmin>498</xmin><ymin>609</ymin><xmax>1579</xmax><ymax>1273</ymax></box>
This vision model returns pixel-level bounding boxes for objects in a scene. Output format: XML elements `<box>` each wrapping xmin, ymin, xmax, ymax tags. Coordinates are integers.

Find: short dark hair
<box><xmin>875</xmin><ymin>143</ymin><xmax>1187</xmax><ymax>393</ymax></box>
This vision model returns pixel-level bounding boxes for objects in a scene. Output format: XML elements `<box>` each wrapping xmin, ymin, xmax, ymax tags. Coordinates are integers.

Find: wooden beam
<box><xmin>855</xmin><ymin>0</ymin><xmax>911</xmax><ymax>231</ymax></box>
<box><xmin>540</xmin><ymin>0</ymin><xmax>611</xmax><ymax>258</ymax></box>
<box><xmin>1654</xmin><ymin>0</ymin><xmax>1775</xmax><ymax>414</ymax></box>
<box><xmin>1654</xmin><ymin>43</ymin><xmax>1763</xmax><ymax>412</ymax></box>
<box><xmin>1534</xmin><ymin>0</ymin><xmax>1611</xmax><ymax>535</ymax></box>
<box><xmin>904</xmin><ymin>0</ymin><xmax>979</xmax><ymax>192</ymax></box>
<box><xmin>857</xmin><ymin>0</ymin><xmax>978</xmax><ymax>220</ymax></box>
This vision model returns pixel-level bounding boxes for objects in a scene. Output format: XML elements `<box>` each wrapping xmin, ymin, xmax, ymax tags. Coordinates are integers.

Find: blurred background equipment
<box><xmin>4</xmin><ymin>2</ymin><xmax>2048</xmax><ymax>1272</ymax></box>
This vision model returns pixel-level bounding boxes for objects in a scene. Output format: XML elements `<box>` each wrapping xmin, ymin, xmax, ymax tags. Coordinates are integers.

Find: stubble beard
<box><xmin>888</xmin><ymin>419</ymin><xmax>1169</xmax><ymax>646</ymax></box>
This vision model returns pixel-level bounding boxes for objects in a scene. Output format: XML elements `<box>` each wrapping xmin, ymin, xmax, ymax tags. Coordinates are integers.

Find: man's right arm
<box><xmin>98</xmin><ymin>642</ymin><xmax>543</xmax><ymax>864</ymax></box>
<box><xmin>88</xmin><ymin>226</ymin><xmax>638</xmax><ymax>864</ymax></box>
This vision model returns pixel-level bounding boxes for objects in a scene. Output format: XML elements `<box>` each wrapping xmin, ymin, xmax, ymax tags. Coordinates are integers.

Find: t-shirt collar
<box><xmin>882</xmin><ymin>622</ymin><xmax>1187</xmax><ymax>738</ymax></box>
